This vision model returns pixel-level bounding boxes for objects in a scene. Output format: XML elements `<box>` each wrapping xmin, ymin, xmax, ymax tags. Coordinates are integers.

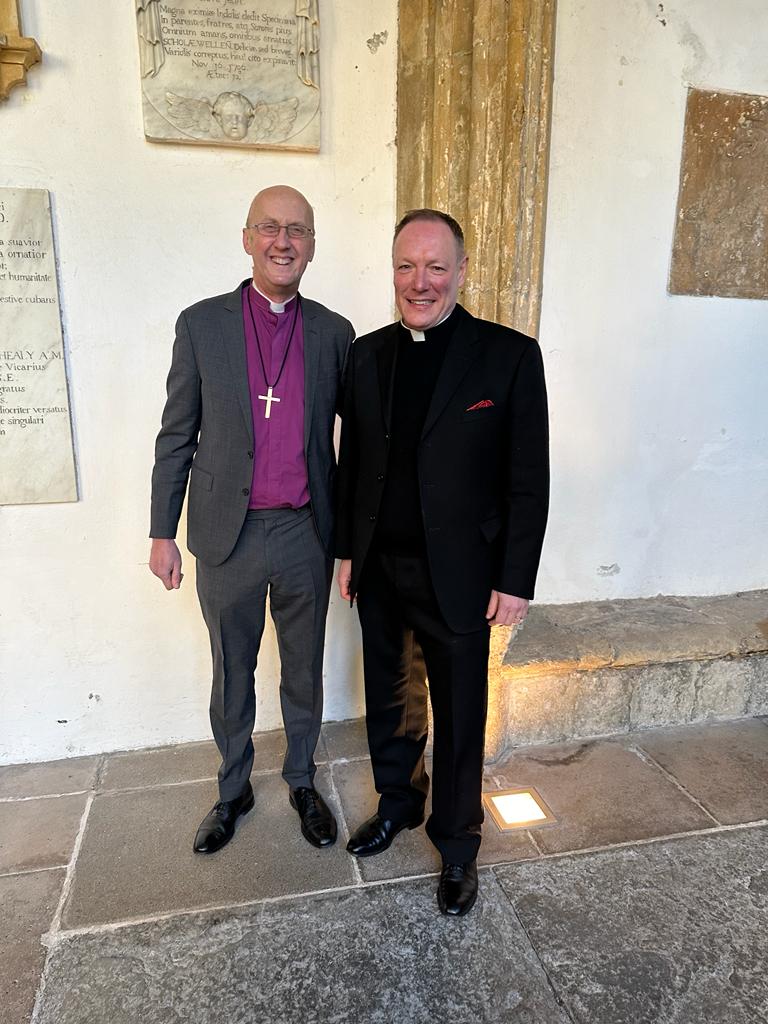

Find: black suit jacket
<box><xmin>335</xmin><ymin>304</ymin><xmax>549</xmax><ymax>634</ymax></box>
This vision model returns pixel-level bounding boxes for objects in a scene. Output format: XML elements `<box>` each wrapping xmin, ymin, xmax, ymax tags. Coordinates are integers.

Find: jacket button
<box><xmin>242</xmin><ymin>488</ymin><xmax>250</xmax><ymax>496</ymax></box>
<box><xmin>247</xmin><ymin>451</ymin><xmax>254</xmax><ymax>459</ymax></box>
<box><xmin>369</xmin><ymin>513</ymin><xmax>376</xmax><ymax>522</ymax></box>
<box><xmin>377</xmin><ymin>474</ymin><xmax>384</xmax><ymax>482</ymax></box>
<box><xmin>384</xmin><ymin>433</ymin><xmax>390</xmax><ymax>441</ymax></box>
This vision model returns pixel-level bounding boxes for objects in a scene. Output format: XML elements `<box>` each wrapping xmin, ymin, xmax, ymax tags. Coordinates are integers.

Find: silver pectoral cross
<box><xmin>258</xmin><ymin>386</ymin><xmax>281</xmax><ymax>419</ymax></box>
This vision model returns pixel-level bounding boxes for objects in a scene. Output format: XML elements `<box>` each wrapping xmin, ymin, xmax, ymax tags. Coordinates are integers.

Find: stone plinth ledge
<box><xmin>485</xmin><ymin>590</ymin><xmax>768</xmax><ymax>761</ymax></box>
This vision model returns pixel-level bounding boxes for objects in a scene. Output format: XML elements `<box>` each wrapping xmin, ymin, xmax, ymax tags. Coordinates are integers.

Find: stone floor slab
<box><xmin>332</xmin><ymin>759</ymin><xmax>538</xmax><ymax>882</ymax></box>
<box><xmin>494</xmin><ymin>826</ymin><xmax>768</xmax><ymax>1024</ymax></box>
<box><xmin>62</xmin><ymin>766</ymin><xmax>354</xmax><ymax>929</ymax></box>
<box><xmin>40</xmin><ymin>874</ymin><xmax>570</xmax><ymax>1024</ymax></box>
<box><xmin>322</xmin><ymin>718</ymin><xmax>370</xmax><ymax>761</ymax></box>
<box><xmin>0</xmin><ymin>756</ymin><xmax>99</xmax><ymax>800</ymax></box>
<box><xmin>633</xmin><ymin>719</ymin><xmax>768</xmax><ymax>825</ymax></box>
<box><xmin>491</xmin><ymin>737</ymin><xmax>713</xmax><ymax>855</ymax></box>
<box><xmin>0</xmin><ymin>795</ymin><xmax>87</xmax><ymax>873</ymax></box>
<box><xmin>101</xmin><ymin>727</ymin><xmax>307</xmax><ymax>791</ymax></box>
<box><xmin>0</xmin><ymin>869</ymin><xmax>64</xmax><ymax>1024</ymax></box>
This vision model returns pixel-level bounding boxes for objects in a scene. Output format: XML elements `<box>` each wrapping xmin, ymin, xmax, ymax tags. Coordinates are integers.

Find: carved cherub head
<box><xmin>211</xmin><ymin>92</ymin><xmax>256</xmax><ymax>141</ymax></box>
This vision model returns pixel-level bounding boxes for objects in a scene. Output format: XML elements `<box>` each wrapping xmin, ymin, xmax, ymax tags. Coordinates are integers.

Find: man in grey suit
<box><xmin>149</xmin><ymin>185</ymin><xmax>354</xmax><ymax>854</ymax></box>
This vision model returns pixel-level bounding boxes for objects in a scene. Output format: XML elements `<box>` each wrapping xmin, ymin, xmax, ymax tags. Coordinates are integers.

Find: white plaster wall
<box><xmin>3</xmin><ymin>0</ymin><xmax>767</xmax><ymax>765</ymax></box>
<box><xmin>1</xmin><ymin>1</ymin><xmax>397</xmax><ymax>762</ymax></box>
<box><xmin>537</xmin><ymin>0</ymin><xmax>768</xmax><ymax>603</ymax></box>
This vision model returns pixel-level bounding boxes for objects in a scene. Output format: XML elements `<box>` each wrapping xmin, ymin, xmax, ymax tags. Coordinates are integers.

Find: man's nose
<box><xmin>271</xmin><ymin>227</ymin><xmax>292</xmax><ymax>247</ymax></box>
<box><xmin>412</xmin><ymin>267</ymin><xmax>429</xmax><ymax>290</ymax></box>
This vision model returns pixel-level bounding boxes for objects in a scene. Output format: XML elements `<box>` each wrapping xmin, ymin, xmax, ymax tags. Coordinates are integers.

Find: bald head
<box><xmin>246</xmin><ymin>186</ymin><xmax>314</xmax><ymax>233</ymax></box>
<box><xmin>242</xmin><ymin>185</ymin><xmax>316</xmax><ymax>302</ymax></box>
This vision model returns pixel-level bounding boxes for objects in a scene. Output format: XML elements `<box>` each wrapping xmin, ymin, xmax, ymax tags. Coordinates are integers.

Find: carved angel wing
<box><xmin>250</xmin><ymin>98</ymin><xmax>300</xmax><ymax>141</ymax></box>
<box><xmin>165</xmin><ymin>92</ymin><xmax>216</xmax><ymax>135</ymax></box>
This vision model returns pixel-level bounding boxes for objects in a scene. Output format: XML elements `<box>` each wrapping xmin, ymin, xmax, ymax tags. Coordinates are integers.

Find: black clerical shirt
<box><xmin>373</xmin><ymin>306</ymin><xmax>461</xmax><ymax>556</ymax></box>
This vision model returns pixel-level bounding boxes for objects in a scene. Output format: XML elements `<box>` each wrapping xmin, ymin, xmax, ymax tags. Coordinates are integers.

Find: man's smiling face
<box><xmin>393</xmin><ymin>218</ymin><xmax>468</xmax><ymax>331</ymax></box>
<box><xmin>242</xmin><ymin>186</ymin><xmax>315</xmax><ymax>302</ymax></box>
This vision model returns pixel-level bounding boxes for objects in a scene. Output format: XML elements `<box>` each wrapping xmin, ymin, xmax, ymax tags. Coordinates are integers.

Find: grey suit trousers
<box><xmin>195</xmin><ymin>507</ymin><xmax>333</xmax><ymax>800</ymax></box>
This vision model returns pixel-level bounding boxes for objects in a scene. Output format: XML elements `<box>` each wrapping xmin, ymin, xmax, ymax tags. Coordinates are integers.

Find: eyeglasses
<box><xmin>245</xmin><ymin>221</ymin><xmax>315</xmax><ymax>239</ymax></box>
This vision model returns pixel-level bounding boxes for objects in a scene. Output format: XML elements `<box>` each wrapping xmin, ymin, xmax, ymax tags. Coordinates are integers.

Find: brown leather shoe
<box><xmin>193</xmin><ymin>782</ymin><xmax>254</xmax><ymax>854</ymax></box>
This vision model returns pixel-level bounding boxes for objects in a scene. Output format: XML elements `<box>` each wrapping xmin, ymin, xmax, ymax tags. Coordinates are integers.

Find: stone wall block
<box><xmin>397</xmin><ymin>0</ymin><xmax>556</xmax><ymax>336</ymax></box>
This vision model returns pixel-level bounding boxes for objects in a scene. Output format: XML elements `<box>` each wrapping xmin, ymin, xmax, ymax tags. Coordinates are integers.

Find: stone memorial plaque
<box><xmin>0</xmin><ymin>188</ymin><xmax>77</xmax><ymax>505</ymax></box>
<box><xmin>135</xmin><ymin>0</ymin><xmax>320</xmax><ymax>151</ymax></box>
<box><xmin>670</xmin><ymin>88</ymin><xmax>768</xmax><ymax>299</ymax></box>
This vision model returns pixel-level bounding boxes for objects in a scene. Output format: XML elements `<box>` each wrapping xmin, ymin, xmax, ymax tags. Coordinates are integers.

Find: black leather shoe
<box><xmin>437</xmin><ymin>860</ymin><xmax>478</xmax><ymax>916</ymax></box>
<box><xmin>289</xmin><ymin>787</ymin><xmax>337</xmax><ymax>848</ymax></box>
<box><xmin>193</xmin><ymin>783</ymin><xmax>254</xmax><ymax>854</ymax></box>
<box><xmin>346</xmin><ymin>813</ymin><xmax>423</xmax><ymax>858</ymax></box>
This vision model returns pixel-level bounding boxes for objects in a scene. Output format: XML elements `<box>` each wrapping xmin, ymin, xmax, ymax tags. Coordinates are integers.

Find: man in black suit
<box><xmin>336</xmin><ymin>209</ymin><xmax>549</xmax><ymax>916</ymax></box>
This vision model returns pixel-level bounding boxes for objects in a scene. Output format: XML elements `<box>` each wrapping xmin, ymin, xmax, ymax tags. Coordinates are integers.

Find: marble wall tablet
<box><xmin>135</xmin><ymin>0</ymin><xmax>320</xmax><ymax>152</ymax></box>
<box><xmin>0</xmin><ymin>189</ymin><xmax>77</xmax><ymax>505</ymax></box>
<box><xmin>670</xmin><ymin>88</ymin><xmax>768</xmax><ymax>299</ymax></box>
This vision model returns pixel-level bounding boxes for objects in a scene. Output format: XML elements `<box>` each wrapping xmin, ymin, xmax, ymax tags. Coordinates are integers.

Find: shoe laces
<box><xmin>294</xmin><ymin>787</ymin><xmax>318</xmax><ymax>812</ymax></box>
<box><xmin>442</xmin><ymin>863</ymin><xmax>469</xmax><ymax>882</ymax></box>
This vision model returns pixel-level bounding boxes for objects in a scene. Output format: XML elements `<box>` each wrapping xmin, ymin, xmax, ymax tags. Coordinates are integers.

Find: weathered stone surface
<box><xmin>322</xmin><ymin>718</ymin><xmax>370</xmax><ymax>762</ymax></box>
<box><xmin>495</xmin><ymin>827</ymin><xmax>768</xmax><ymax>1023</ymax></box>
<box><xmin>491</xmin><ymin>738</ymin><xmax>712</xmax><ymax>855</ymax></box>
<box><xmin>332</xmin><ymin>758</ymin><xmax>537</xmax><ymax>882</ymax></box>
<box><xmin>746</xmin><ymin>655</ymin><xmax>768</xmax><ymax>715</ymax></box>
<box><xmin>498</xmin><ymin>669</ymin><xmax>630</xmax><ymax>751</ymax></box>
<box><xmin>0</xmin><ymin>869</ymin><xmax>63</xmax><ymax>1024</ymax></box>
<box><xmin>135</xmin><ymin>0</ymin><xmax>321</xmax><ymax>151</ymax></box>
<box><xmin>627</xmin><ymin>661</ymin><xmax>699</xmax><ymax>729</ymax></box>
<box><xmin>61</xmin><ymin>767</ymin><xmax>354</xmax><ymax>929</ymax></box>
<box><xmin>0</xmin><ymin>755</ymin><xmax>98</xmax><ymax>799</ymax></box>
<box><xmin>670</xmin><ymin>88</ymin><xmax>768</xmax><ymax>300</ymax></box>
<box><xmin>503</xmin><ymin>591</ymin><xmax>768</xmax><ymax>675</ymax></box>
<box><xmin>634</xmin><ymin>719</ymin><xmax>768</xmax><ymax>825</ymax></box>
<box><xmin>0</xmin><ymin>188</ymin><xmax>77</xmax><ymax>505</ymax></box>
<box><xmin>39</xmin><ymin>875</ymin><xmax>570</xmax><ymax>1024</ymax></box>
<box><xmin>485</xmin><ymin>591</ymin><xmax>768</xmax><ymax>755</ymax></box>
<box><xmin>0</xmin><ymin>794</ymin><xmax>86</xmax><ymax>873</ymax></box>
<box><xmin>397</xmin><ymin>0</ymin><xmax>555</xmax><ymax>337</ymax></box>
<box><xmin>100</xmin><ymin>727</ymin><xmax>300</xmax><ymax>791</ymax></box>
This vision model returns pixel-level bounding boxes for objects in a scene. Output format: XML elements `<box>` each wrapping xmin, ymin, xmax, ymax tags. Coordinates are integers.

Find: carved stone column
<box><xmin>398</xmin><ymin>0</ymin><xmax>556</xmax><ymax>336</ymax></box>
<box><xmin>0</xmin><ymin>0</ymin><xmax>41</xmax><ymax>101</ymax></box>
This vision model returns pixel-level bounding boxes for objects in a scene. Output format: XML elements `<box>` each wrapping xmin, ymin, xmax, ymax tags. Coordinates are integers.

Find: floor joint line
<box><xmin>327</xmin><ymin>761</ymin><xmax>363</xmax><ymax>886</ymax></box>
<box><xmin>43</xmin><ymin>792</ymin><xmax>94</xmax><ymax>945</ymax></box>
<box><xmin>628</xmin><ymin>743</ymin><xmax>722</xmax><ymax>826</ymax></box>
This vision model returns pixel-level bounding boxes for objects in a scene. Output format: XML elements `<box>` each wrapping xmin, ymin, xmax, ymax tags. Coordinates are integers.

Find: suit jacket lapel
<box><xmin>302</xmin><ymin>295</ymin><xmax>320</xmax><ymax>451</ymax></box>
<box><xmin>420</xmin><ymin>306</ymin><xmax>480</xmax><ymax>439</ymax></box>
<box><xmin>222</xmin><ymin>281</ymin><xmax>254</xmax><ymax>447</ymax></box>
<box><xmin>375</xmin><ymin>324</ymin><xmax>400</xmax><ymax>435</ymax></box>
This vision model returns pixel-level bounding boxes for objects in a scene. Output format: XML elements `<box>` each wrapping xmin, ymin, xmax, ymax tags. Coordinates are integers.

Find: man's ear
<box><xmin>458</xmin><ymin>254</ymin><xmax>469</xmax><ymax>288</ymax></box>
<box><xmin>242</xmin><ymin>228</ymin><xmax>252</xmax><ymax>256</ymax></box>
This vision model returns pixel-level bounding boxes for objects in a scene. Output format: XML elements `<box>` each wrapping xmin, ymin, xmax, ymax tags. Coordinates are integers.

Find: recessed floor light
<box><xmin>483</xmin><ymin>787</ymin><xmax>556</xmax><ymax>831</ymax></box>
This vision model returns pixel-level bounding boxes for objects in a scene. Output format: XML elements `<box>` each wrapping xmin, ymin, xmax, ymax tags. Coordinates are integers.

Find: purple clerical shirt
<box><xmin>242</xmin><ymin>283</ymin><xmax>309</xmax><ymax>509</ymax></box>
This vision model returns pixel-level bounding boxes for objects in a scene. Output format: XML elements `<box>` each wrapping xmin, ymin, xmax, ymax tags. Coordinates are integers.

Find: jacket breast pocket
<box><xmin>461</xmin><ymin>405</ymin><xmax>500</xmax><ymax>423</ymax></box>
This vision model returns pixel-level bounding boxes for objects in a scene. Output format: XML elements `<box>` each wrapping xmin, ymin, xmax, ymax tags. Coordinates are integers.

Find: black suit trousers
<box><xmin>357</xmin><ymin>551</ymin><xmax>490</xmax><ymax>863</ymax></box>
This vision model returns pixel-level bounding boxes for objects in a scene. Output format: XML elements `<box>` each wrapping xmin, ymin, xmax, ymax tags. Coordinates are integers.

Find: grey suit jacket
<box><xmin>150</xmin><ymin>280</ymin><xmax>354</xmax><ymax>564</ymax></box>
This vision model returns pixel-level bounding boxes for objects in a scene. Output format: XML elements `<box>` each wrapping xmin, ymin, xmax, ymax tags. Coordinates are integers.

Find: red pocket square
<box><xmin>465</xmin><ymin>399</ymin><xmax>494</xmax><ymax>411</ymax></box>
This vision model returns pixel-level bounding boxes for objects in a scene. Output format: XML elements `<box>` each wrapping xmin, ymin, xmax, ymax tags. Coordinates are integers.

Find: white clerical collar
<box><xmin>402</xmin><ymin>306</ymin><xmax>454</xmax><ymax>342</ymax></box>
<box><xmin>252</xmin><ymin>282</ymin><xmax>296</xmax><ymax>314</ymax></box>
